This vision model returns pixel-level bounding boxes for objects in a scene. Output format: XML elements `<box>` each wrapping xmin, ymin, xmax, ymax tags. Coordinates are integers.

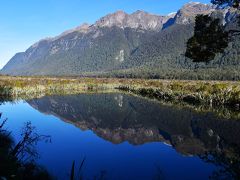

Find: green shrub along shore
<box><xmin>118</xmin><ymin>81</ymin><xmax>240</xmax><ymax>108</ymax></box>
<box><xmin>0</xmin><ymin>76</ymin><xmax>119</xmax><ymax>97</ymax></box>
<box><xmin>0</xmin><ymin>76</ymin><xmax>239</xmax><ymax>110</ymax></box>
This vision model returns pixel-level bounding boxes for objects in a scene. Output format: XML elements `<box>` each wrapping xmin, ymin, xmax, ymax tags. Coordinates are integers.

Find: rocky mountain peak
<box><xmin>175</xmin><ymin>2</ymin><xmax>216</xmax><ymax>24</ymax></box>
<box><xmin>95</xmin><ymin>10</ymin><xmax>127</xmax><ymax>28</ymax></box>
<box><xmin>131</xmin><ymin>10</ymin><xmax>150</xmax><ymax>16</ymax></box>
<box><xmin>95</xmin><ymin>10</ymin><xmax>171</xmax><ymax>31</ymax></box>
<box><xmin>182</xmin><ymin>1</ymin><xmax>215</xmax><ymax>14</ymax></box>
<box><xmin>114</xmin><ymin>10</ymin><xmax>127</xmax><ymax>16</ymax></box>
<box><xmin>75</xmin><ymin>23</ymin><xmax>91</xmax><ymax>32</ymax></box>
<box><xmin>59</xmin><ymin>23</ymin><xmax>91</xmax><ymax>36</ymax></box>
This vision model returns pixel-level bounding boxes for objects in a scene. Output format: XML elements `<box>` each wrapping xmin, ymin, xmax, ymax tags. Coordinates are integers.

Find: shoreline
<box><xmin>0</xmin><ymin>76</ymin><xmax>239</xmax><ymax>109</ymax></box>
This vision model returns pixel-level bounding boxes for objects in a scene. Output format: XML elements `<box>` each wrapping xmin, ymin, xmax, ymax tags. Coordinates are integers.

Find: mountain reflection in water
<box><xmin>26</xmin><ymin>93</ymin><xmax>240</xmax><ymax>179</ymax></box>
<box><xmin>27</xmin><ymin>94</ymin><xmax>240</xmax><ymax>151</ymax></box>
<box><xmin>1</xmin><ymin>93</ymin><xmax>239</xmax><ymax>179</ymax></box>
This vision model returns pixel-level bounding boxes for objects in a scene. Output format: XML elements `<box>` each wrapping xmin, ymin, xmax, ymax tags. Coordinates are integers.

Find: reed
<box><xmin>0</xmin><ymin>76</ymin><xmax>239</xmax><ymax>108</ymax></box>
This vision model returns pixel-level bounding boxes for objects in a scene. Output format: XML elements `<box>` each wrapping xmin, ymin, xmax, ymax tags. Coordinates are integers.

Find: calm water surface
<box><xmin>0</xmin><ymin>93</ymin><xmax>239</xmax><ymax>180</ymax></box>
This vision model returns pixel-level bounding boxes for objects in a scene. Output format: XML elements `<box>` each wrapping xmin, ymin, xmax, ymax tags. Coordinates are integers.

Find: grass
<box><xmin>118</xmin><ymin>80</ymin><xmax>240</xmax><ymax>108</ymax></box>
<box><xmin>0</xmin><ymin>76</ymin><xmax>118</xmax><ymax>97</ymax></box>
<box><xmin>0</xmin><ymin>75</ymin><xmax>239</xmax><ymax>109</ymax></box>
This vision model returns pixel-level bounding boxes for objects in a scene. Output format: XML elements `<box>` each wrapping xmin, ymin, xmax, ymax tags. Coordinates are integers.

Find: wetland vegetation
<box><xmin>0</xmin><ymin>76</ymin><xmax>239</xmax><ymax>116</ymax></box>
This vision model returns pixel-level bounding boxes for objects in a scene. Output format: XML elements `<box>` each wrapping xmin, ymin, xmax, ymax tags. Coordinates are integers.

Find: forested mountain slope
<box><xmin>1</xmin><ymin>2</ymin><xmax>240</xmax><ymax>80</ymax></box>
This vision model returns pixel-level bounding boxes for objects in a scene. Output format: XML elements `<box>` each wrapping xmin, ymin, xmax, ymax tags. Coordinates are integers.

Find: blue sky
<box><xmin>0</xmin><ymin>0</ymin><xmax>210</xmax><ymax>68</ymax></box>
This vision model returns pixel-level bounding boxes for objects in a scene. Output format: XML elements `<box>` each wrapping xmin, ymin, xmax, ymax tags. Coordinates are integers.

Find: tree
<box><xmin>185</xmin><ymin>15</ymin><xmax>229</xmax><ymax>63</ymax></box>
<box><xmin>185</xmin><ymin>0</ymin><xmax>240</xmax><ymax>63</ymax></box>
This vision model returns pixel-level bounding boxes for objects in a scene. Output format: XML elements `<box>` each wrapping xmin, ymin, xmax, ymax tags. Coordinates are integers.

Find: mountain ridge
<box><xmin>1</xmin><ymin>2</ymin><xmax>239</xmax><ymax>80</ymax></box>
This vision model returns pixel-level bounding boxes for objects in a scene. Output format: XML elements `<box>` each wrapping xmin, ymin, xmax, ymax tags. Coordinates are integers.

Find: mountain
<box><xmin>1</xmin><ymin>2</ymin><xmax>240</xmax><ymax>80</ymax></box>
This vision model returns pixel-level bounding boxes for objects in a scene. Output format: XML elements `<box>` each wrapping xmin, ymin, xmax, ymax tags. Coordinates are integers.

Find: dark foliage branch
<box><xmin>11</xmin><ymin>122</ymin><xmax>51</xmax><ymax>162</ymax></box>
<box><xmin>0</xmin><ymin>113</ymin><xmax>8</xmax><ymax>130</ymax></box>
<box><xmin>0</xmin><ymin>114</ymin><xmax>52</xmax><ymax>179</ymax></box>
<box><xmin>185</xmin><ymin>0</ymin><xmax>240</xmax><ymax>63</ymax></box>
<box><xmin>185</xmin><ymin>15</ymin><xmax>229</xmax><ymax>63</ymax></box>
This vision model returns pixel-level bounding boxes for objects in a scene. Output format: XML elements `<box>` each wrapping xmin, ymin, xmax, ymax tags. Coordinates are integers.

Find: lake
<box><xmin>0</xmin><ymin>93</ymin><xmax>239</xmax><ymax>180</ymax></box>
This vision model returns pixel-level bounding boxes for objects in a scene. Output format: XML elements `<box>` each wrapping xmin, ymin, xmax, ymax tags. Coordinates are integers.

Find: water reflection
<box><xmin>1</xmin><ymin>93</ymin><xmax>240</xmax><ymax>179</ymax></box>
<box><xmin>0</xmin><ymin>114</ymin><xmax>52</xmax><ymax>180</ymax></box>
<box><xmin>26</xmin><ymin>93</ymin><xmax>240</xmax><ymax>179</ymax></box>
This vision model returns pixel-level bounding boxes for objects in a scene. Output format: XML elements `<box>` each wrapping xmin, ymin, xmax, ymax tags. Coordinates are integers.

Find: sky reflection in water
<box><xmin>1</xmin><ymin>93</ymin><xmax>239</xmax><ymax>180</ymax></box>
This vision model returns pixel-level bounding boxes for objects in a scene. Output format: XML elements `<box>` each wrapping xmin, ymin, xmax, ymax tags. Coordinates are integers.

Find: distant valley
<box><xmin>1</xmin><ymin>2</ymin><xmax>240</xmax><ymax>80</ymax></box>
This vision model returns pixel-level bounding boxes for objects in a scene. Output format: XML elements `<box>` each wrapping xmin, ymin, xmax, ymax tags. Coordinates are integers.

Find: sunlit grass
<box><xmin>0</xmin><ymin>75</ymin><xmax>239</xmax><ymax>108</ymax></box>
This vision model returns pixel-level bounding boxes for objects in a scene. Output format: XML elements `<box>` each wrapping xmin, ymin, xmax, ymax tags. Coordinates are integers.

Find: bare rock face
<box><xmin>95</xmin><ymin>10</ymin><xmax>171</xmax><ymax>31</ymax></box>
<box><xmin>95</xmin><ymin>10</ymin><xmax>128</xmax><ymax>28</ymax></box>
<box><xmin>60</xmin><ymin>23</ymin><xmax>91</xmax><ymax>36</ymax></box>
<box><xmin>175</xmin><ymin>2</ymin><xmax>216</xmax><ymax>24</ymax></box>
